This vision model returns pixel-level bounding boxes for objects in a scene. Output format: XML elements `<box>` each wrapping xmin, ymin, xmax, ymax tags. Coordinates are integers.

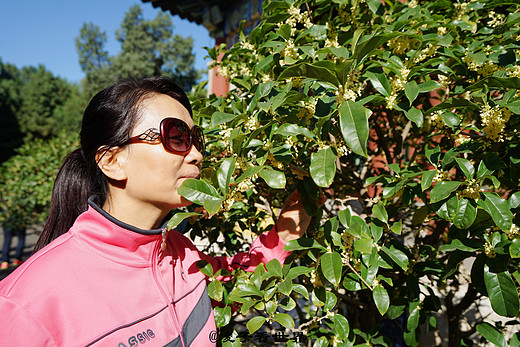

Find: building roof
<box><xmin>141</xmin><ymin>0</ymin><xmax>232</xmax><ymax>25</ymax></box>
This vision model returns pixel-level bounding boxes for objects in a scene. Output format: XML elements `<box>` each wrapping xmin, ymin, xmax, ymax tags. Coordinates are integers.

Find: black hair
<box><xmin>34</xmin><ymin>76</ymin><xmax>192</xmax><ymax>252</ymax></box>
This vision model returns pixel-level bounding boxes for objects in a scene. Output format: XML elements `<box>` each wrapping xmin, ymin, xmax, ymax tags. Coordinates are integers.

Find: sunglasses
<box><xmin>125</xmin><ymin>118</ymin><xmax>205</xmax><ymax>155</ymax></box>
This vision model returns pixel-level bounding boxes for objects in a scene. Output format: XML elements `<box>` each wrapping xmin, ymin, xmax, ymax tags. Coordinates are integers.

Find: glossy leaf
<box><xmin>338</xmin><ymin>100</ymin><xmax>370</xmax><ymax>157</ymax></box>
<box><xmin>320</xmin><ymin>252</ymin><xmax>343</xmax><ymax>287</ymax></box>
<box><xmin>310</xmin><ymin>147</ymin><xmax>337</xmax><ymax>187</ymax></box>
<box><xmin>246</xmin><ymin>316</ymin><xmax>266</xmax><ymax>334</ymax></box>
<box><xmin>333</xmin><ymin>314</ymin><xmax>350</xmax><ymax>340</ymax></box>
<box><xmin>430</xmin><ymin>181</ymin><xmax>461</xmax><ymax>203</ymax></box>
<box><xmin>258</xmin><ymin>167</ymin><xmax>286</xmax><ymax>189</ymax></box>
<box><xmin>373</xmin><ymin>201</ymin><xmax>388</xmax><ymax>223</ymax></box>
<box><xmin>421</xmin><ymin>170</ymin><xmax>436</xmax><ymax>191</ymax></box>
<box><xmin>274</xmin><ymin>123</ymin><xmax>315</xmax><ymax>139</ymax></box>
<box><xmin>404</xmin><ymin>107</ymin><xmax>424</xmax><ymax>128</ymax></box>
<box><xmin>452</xmin><ymin>198</ymin><xmax>477</xmax><ymax>229</ymax></box>
<box><xmin>373</xmin><ymin>284</ymin><xmax>390</xmax><ymax>315</ymax></box>
<box><xmin>510</xmin><ymin>239</ymin><xmax>520</xmax><ymax>258</ymax></box>
<box><xmin>367</xmin><ymin>71</ymin><xmax>391</xmax><ymax>97</ymax></box>
<box><xmin>479</xmin><ymin>192</ymin><xmax>514</xmax><ymax>231</ymax></box>
<box><xmin>274</xmin><ymin>313</ymin><xmax>294</xmax><ymax>330</ymax></box>
<box><xmin>278</xmin><ymin>62</ymin><xmax>339</xmax><ymax>86</ymax></box>
<box><xmin>404</xmin><ymin>80</ymin><xmax>419</xmax><ymax>104</ymax></box>
<box><xmin>483</xmin><ymin>263</ymin><xmax>520</xmax><ymax>317</ymax></box>
<box><xmin>207</xmin><ymin>279</ymin><xmax>223</xmax><ymax>301</ymax></box>
<box><xmin>455</xmin><ymin>158</ymin><xmax>475</xmax><ymax>180</ymax></box>
<box><xmin>217</xmin><ymin>157</ymin><xmax>236</xmax><ymax>195</ymax></box>
<box><xmin>382</xmin><ymin>245</ymin><xmax>409</xmax><ymax>271</ymax></box>
<box><xmin>476</xmin><ymin>322</ymin><xmax>507</xmax><ymax>347</ymax></box>
<box><xmin>167</xmin><ymin>212</ymin><xmax>201</xmax><ymax>231</ymax></box>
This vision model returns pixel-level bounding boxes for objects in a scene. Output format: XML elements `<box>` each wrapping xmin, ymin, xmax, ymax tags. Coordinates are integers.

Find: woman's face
<box><xmin>119</xmin><ymin>93</ymin><xmax>203</xmax><ymax>212</ymax></box>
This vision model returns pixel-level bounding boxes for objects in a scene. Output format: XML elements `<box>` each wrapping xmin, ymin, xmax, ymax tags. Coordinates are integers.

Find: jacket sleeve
<box><xmin>0</xmin><ymin>296</ymin><xmax>56</xmax><ymax>346</ymax></box>
<box><xmin>200</xmin><ymin>227</ymin><xmax>291</xmax><ymax>274</ymax></box>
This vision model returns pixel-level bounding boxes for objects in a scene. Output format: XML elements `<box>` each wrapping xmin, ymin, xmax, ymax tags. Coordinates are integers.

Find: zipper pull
<box><xmin>161</xmin><ymin>228</ymin><xmax>169</xmax><ymax>251</ymax></box>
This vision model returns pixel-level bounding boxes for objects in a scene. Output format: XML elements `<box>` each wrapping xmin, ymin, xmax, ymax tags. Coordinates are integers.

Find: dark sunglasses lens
<box><xmin>193</xmin><ymin>127</ymin><xmax>205</xmax><ymax>154</ymax></box>
<box><xmin>164</xmin><ymin>120</ymin><xmax>191</xmax><ymax>152</ymax></box>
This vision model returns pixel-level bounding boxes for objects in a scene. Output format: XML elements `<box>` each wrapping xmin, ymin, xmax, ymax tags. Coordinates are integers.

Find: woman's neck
<box><xmin>102</xmin><ymin>194</ymin><xmax>168</xmax><ymax>230</ymax></box>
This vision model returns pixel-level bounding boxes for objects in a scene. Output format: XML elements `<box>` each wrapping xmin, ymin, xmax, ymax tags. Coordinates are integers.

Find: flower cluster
<box><xmin>222</xmin><ymin>190</ymin><xmax>245</xmax><ymax>211</ymax></box>
<box><xmin>507</xmin><ymin>224</ymin><xmax>520</xmax><ymax>240</ymax></box>
<box><xmin>461</xmin><ymin>179</ymin><xmax>481</xmax><ymax>200</ymax></box>
<box><xmin>480</xmin><ymin>105</ymin><xmax>512</xmax><ymax>142</ymax></box>
<box><xmin>413</xmin><ymin>43</ymin><xmax>439</xmax><ymax>64</ymax></box>
<box><xmin>484</xmin><ymin>242</ymin><xmax>496</xmax><ymax>258</ymax></box>
<box><xmin>487</xmin><ymin>11</ymin><xmax>505</xmax><ymax>28</ymax></box>
<box><xmin>386</xmin><ymin>68</ymin><xmax>410</xmax><ymax>109</ymax></box>
<box><xmin>335</xmin><ymin>85</ymin><xmax>358</xmax><ymax>104</ymax></box>
<box><xmin>285</xmin><ymin>5</ymin><xmax>313</xmax><ymax>36</ymax></box>
<box><xmin>430</xmin><ymin>111</ymin><xmax>446</xmax><ymax>130</ymax></box>
<box><xmin>433</xmin><ymin>169</ymin><xmax>448</xmax><ymax>183</ymax></box>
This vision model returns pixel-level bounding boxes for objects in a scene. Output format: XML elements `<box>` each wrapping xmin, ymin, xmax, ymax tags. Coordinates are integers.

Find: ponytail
<box><xmin>34</xmin><ymin>149</ymin><xmax>99</xmax><ymax>252</ymax></box>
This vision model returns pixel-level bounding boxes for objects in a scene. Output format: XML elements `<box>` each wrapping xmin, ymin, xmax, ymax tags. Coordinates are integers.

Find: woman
<box><xmin>0</xmin><ymin>77</ymin><xmax>313</xmax><ymax>346</ymax></box>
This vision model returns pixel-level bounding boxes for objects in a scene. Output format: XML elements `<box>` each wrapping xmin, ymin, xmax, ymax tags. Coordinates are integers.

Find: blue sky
<box><xmin>0</xmin><ymin>0</ymin><xmax>214</xmax><ymax>83</ymax></box>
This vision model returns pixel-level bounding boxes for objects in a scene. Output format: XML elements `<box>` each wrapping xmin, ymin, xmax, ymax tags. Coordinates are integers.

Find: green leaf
<box><xmin>510</xmin><ymin>239</ymin><xmax>520</xmax><ymax>258</ymax></box>
<box><xmin>465</xmin><ymin>76</ymin><xmax>520</xmax><ymax>92</ymax></box>
<box><xmin>452</xmin><ymin>198</ymin><xmax>477</xmax><ymax>229</ymax></box>
<box><xmin>284</xmin><ymin>237</ymin><xmax>327</xmax><ymax>251</ymax></box>
<box><xmin>366</xmin><ymin>71</ymin><xmax>391</xmax><ymax>97</ymax></box>
<box><xmin>211</xmin><ymin>111</ymin><xmax>236</xmax><ymax>126</ymax></box>
<box><xmin>274</xmin><ymin>123</ymin><xmax>315</xmax><ymax>139</ymax></box>
<box><xmin>407</xmin><ymin>301</ymin><xmax>420</xmax><ymax>331</ymax></box>
<box><xmin>178</xmin><ymin>179</ymin><xmax>222</xmax><ymax>214</ymax></box>
<box><xmin>214</xmin><ymin>305</ymin><xmax>231</xmax><ymax>328</ymax></box>
<box><xmin>476</xmin><ymin>322</ymin><xmax>507</xmax><ymax>347</ymax></box>
<box><xmin>310</xmin><ymin>147</ymin><xmax>337</xmax><ymax>187</ymax></box>
<box><xmin>167</xmin><ymin>212</ymin><xmax>201</xmax><ymax>231</ymax></box>
<box><xmin>430</xmin><ymin>181</ymin><xmax>461</xmax><ymax>203</ymax></box>
<box><xmin>278</xmin><ymin>278</ymin><xmax>293</xmax><ymax>296</ymax></box>
<box><xmin>418</xmin><ymin>80</ymin><xmax>443</xmax><ymax>92</ymax></box>
<box><xmin>333</xmin><ymin>314</ymin><xmax>350</xmax><ymax>340</ymax></box>
<box><xmin>354</xmin><ymin>239</ymin><xmax>373</xmax><ymax>254</ymax></box>
<box><xmin>217</xmin><ymin>157</ymin><xmax>236</xmax><ymax>195</ymax></box>
<box><xmin>479</xmin><ymin>192</ymin><xmax>514</xmax><ymax>231</ymax></box>
<box><xmin>483</xmin><ymin>263</ymin><xmax>520</xmax><ymax>317</ymax></box>
<box><xmin>338</xmin><ymin>100</ymin><xmax>370</xmax><ymax>157</ymax></box>
<box><xmin>439</xmin><ymin>238</ymin><xmax>482</xmax><ymax>252</ymax></box>
<box><xmin>273</xmin><ymin>313</ymin><xmax>294</xmax><ymax>330</ymax></box>
<box><xmin>509</xmin><ymin>192</ymin><xmax>520</xmax><ymax>209</ymax></box>
<box><xmin>404</xmin><ymin>107</ymin><xmax>424</xmax><ymax>128</ymax></box>
<box><xmin>259</xmin><ymin>167</ymin><xmax>286</xmax><ymax>189</ymax></box>
<box><xmin>382</xmin><ymin>245</ymin><xmax>409</xmax><ymax>271</ymax></box>
<box><xmin>320</xmin><ymin>252</ymin><xmax>343</xmax><ymax>286</ymax></box>
<box><xmin>265</xmin><ymin>259</ymin><xmax>283</xmax><ymax>278</ymax></box>
<box><xmin>247</xmin><ymin>316</ymin><xmax>266</xmax><ymax>334</ymax></box>
<box><xmin>405</xmin><ymin>80</ymin><xmax>419</xmax><ymax>104</ymax></box>
<box><xmin>455</xmin><ymin>158</ymin><xmax>475</xmax><ymax>180</ymax></box>
<box><xmin>278</xmin><ymin>62</ymin><xmax>339</xmax><ymax>86</ymax></box>
<box><xmin>373</xmin><ymin>201</ymin><xmax>388</xmax><ymax>223</ymax></box>
<box><xmin>373</xmin><ymin>284</ymin><xmax>390</xmax><ymax>315</ymax></box>
<box><xmin>421</xmin><ymin>170</ymin><xmax>436</xmax><ymax>191</ymax></box>
<box><xmin>207</xmin><ymin>279</ymin><xmax>224</xmax><ymax>301</ymax></box>
<box><xmin>511</xmin><ymin>333</ymin><xmax>520</xmax><ymax>347</ymax></box>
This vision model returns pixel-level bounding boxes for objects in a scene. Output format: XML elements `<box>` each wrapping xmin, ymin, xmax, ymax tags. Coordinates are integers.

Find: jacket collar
<box><xmin>68</xmin><ymin>196</ymin><xmax>166</xmax><ymax>266</ymax></box>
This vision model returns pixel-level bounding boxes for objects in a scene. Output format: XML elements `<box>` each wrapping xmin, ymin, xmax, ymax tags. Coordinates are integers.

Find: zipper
<box><xmin>152</xmin><ymin>236</ymin><xmax>186</xmax><ymax>347</ymax></box>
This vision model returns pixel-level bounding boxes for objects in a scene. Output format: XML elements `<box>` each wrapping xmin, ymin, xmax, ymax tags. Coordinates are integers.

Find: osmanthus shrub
<box><xmin>179</xmin><ymin>0</ymin><xmax>520</xmax><ymax>345</ymax></box>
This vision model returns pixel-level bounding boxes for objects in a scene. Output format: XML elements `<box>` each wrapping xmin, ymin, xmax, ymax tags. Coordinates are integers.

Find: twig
<box><xmin>345</xmin><ymin>261</ymin><xmax>374</xmax><ymax>291</ymax></box>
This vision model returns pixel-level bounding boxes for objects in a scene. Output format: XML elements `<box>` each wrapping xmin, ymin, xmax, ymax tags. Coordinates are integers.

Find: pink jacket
<box><xmin>0</xmin><ymin>198</ymin><xmax>290</xmax><ymax>346</ymax></box>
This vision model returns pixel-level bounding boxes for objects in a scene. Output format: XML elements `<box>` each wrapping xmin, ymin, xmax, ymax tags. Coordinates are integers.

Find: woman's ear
<box><xmin>95</xmin><ymin>146</ymin><xmax>128</xmax><ymax>181</ymax></box>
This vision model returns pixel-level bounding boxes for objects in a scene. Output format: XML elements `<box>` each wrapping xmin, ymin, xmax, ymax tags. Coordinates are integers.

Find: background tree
<box><xmin>0</xmin><ymin>133</ymin><xmax>79</xmax><ymax>229</ymax></box>
<box><xmin>76</xmin><ymin>4</ymin><xmax>199</xmax><ymax>97</ymax></box>
<box><xmin>0</xmin><ymin>59</ymin><xmax>23</xmax><ymax>162</ymax></box>
<box><xmin>177</xmin><ymin>0</ymin><xmax>520</xmax><ymax>346</ymax></box>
